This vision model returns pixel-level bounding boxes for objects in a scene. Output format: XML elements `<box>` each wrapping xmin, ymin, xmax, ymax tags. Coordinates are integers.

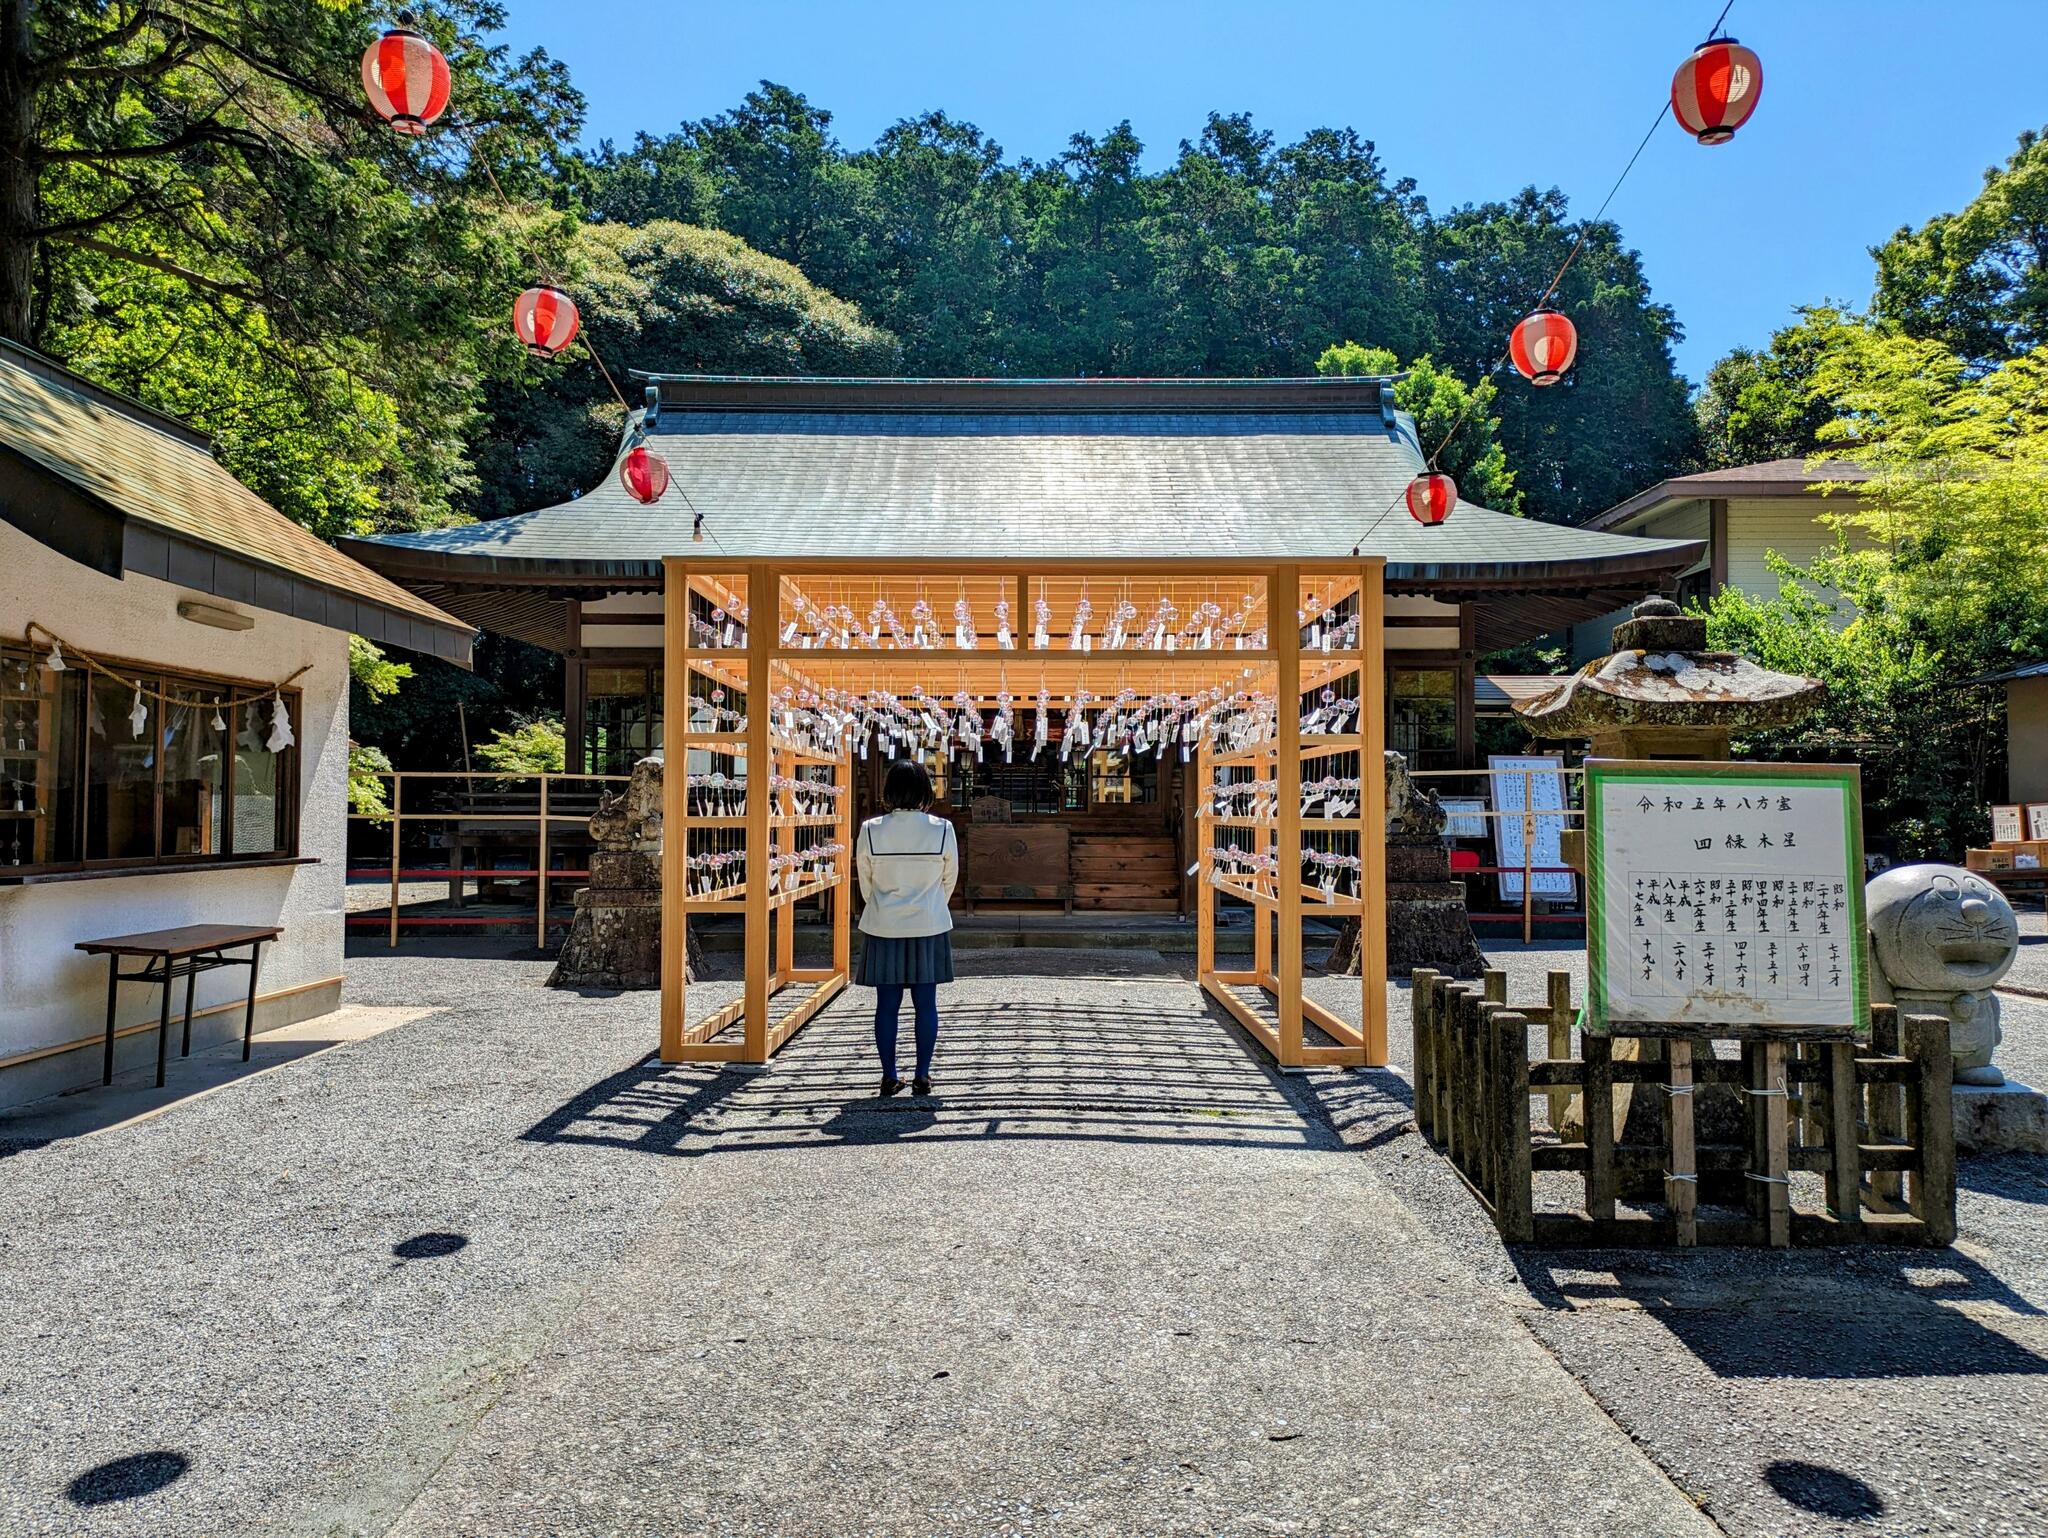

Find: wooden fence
<box><xmin>1411</xmin><ymin>968</ymin><xmax>1957</xmax><ymax>1248</ymax></box>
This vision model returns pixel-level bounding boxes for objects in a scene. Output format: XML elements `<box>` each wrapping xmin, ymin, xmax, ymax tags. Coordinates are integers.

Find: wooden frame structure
<box><xmin>1197</xmin><ymin>562</ymin><xmax>1388</xmax><ymax>1068</ymax></box>
<box><xmin>1413</xmin><ymin>971</ymin><xmax>1958</xmax><ymax>1248</ymax></box>
<box><xmin>657</xmin><ymin>556</ymin><xmax>1389</xmax><ymax>1070</ymax></box>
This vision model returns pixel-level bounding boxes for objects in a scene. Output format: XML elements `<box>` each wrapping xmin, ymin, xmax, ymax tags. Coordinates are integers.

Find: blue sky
<box><xmin>500</xmin><ymin>0</ymin><xmax>2047</xmax><ymax>384</ymax></box>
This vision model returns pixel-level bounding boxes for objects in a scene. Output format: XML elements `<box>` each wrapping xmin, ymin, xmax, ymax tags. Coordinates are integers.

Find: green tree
<box><xmin>1807</xmin><ymin>327</ymin><xmax>2048</xmax><ymax>655</ymax></box>
<box><xmin>5</xmin><ymin>1</ymin><xmax>584</xmax><ymax>531</ymax></box>
<box><xmin>1693</xmin><ymin>310</ymin><xmax>1851</xmax><ymax>469</ymax></box>
<box><xmin>474</xmin><ymin>715</ymin><xmax>566</xmax><ymax>775</ymax></box>
<box><xmin>1699</xmin><ymin>328</ymin><xmax>2048</xmax><ymax>855</ymax></box>
<box><xmin>1872</xmin><ymin>127</ymin><xmax>2048</xmax><ymax>370</ymax></box>
<box><xmin>469</xmin><ymin>218</ymin><xmax>899</xmax><ymax>519</ymax></box>
<box><xmin>1426</xmin><ymin>188</ymin><xmax>1697</xmax><ymax>524</ymax></box>
<box><xmin>1315</xmin><ymin>341</ymin><xmax>1520</xmax><ymax>513</ymax></box>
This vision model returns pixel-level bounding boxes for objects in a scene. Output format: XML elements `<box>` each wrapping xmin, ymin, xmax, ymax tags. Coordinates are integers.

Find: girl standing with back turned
<box><xmin>855</xmin><ymin>760</ymin><xmax>959</xmax><ymax>1097</ymax></box>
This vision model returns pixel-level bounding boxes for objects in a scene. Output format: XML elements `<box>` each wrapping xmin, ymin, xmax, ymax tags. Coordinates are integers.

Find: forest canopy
<box><xmin>3</xmin><ymin>3</ymin><xmax>1702</xmax><ymax>534</ymax></box>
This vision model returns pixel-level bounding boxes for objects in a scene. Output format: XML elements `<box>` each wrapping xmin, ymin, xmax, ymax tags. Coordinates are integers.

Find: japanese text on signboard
<box><xmin>1587</xmin><ymin>767</ymin><xmax>1866</xmax><ymax>1032</ymax></box>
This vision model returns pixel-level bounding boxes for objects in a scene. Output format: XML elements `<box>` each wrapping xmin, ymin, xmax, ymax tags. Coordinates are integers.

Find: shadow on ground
<box><xmin>522</xmin><ymin>977</ymin><xmax>1324</xmax><ymax>1158</ymax></box>
<box><xmin>1512</xmin><ymin>1246</ymin><xmax>2048</xmax><ymax>1380</ymax></box>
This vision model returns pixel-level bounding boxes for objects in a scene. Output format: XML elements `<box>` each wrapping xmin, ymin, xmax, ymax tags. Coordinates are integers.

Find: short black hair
<box><xmin>882</xmin><ymin>759</ymin><xmax>934</xmax><ymax>811</ymax></box>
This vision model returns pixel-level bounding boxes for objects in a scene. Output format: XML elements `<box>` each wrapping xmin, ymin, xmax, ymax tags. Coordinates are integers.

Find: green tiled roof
<box><xmin>348</xmin><ymin>377</ymin><xmax>1701</xmax><ymax>584</ymax></box>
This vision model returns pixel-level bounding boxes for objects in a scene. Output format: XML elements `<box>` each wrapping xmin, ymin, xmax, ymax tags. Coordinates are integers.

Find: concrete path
<box><xmin>381</xmin><ymin>960</ymin><xmax>1712</xmax><ymax>1538</ymax></box>
<box><xmin>0</xmin><ymin>951</ymin><xmax>1714</xmax><ymax>1538</ymax></box>
<box><xmin>1317</xmin><ymin>942</ymin><xmax>2048</xmax><ymax>1538</ymax></box>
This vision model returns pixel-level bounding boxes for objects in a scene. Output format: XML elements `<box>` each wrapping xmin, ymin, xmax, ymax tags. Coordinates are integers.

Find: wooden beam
<box><xmin>1361</xmin><ymin>560</ymin><xmax>1388</xmax><ymax>1065</ymax></box>
<box><xmin>767</xmin><ymin>973</ymin><xmax>848</xmax><ymax>1053</ymax></box>
<box><xmin>743</xmin><ymin>562</ymin><xmax>774</xmax><ymax>1062</ymax></box>
<box><xmin>1275</xmin><ymin>564</ymin><xmax>1304</xmax><ymax>1069</ymax></box>
<box><xmin>659</xmin><ymin>558</ymin><xmax>690</xmax><ymax>1062</ymax></box>
<box><xmin>1301</xmin><ymin>995</ymin><xmax>1363</xmax><ymax>1047</ymax></box>
<box><xmin>1202</xmin><ymin>974</ymin><xmax>1283</xmax><ymax>1062</ymax></box>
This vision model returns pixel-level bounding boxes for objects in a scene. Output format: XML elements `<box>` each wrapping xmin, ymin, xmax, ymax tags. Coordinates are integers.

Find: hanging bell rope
<box><xmin>21</xmin><ymin>622</ymin><xmax>310</xmax><ymax>710</ymax></box>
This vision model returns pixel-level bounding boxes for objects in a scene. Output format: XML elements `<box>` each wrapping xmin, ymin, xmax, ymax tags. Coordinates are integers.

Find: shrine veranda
<box><xmin>655</xmin><ymin>558</ymin><xmax>1390</xmax><ymax>1070</ymax></box>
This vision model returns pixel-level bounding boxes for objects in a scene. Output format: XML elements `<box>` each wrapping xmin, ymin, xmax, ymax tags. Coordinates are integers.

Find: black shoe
<box><xmin>912</xmin><ymin>1076</ymin><xmax>932</xmax><ymax>1097</ymax></box>
<box><xmin>879</xmin><ymin>1077</ymin><xmax>906</xmax><ymax>1098</ymax></box>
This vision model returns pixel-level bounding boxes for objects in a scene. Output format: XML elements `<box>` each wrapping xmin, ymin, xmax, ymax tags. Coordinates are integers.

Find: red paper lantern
<box><xmin>512</xmin><ymin>286</ymin><xmax>580</xmax><ymax>359</ymax></box>
<box><xmin>1671</xmin><ymin>37</ymin><xmax>1763</xmax><ymax>145</ymax></box>
<box><xmin>1509</xmin><ymin>307</ymin><xmax>1578</xmax><ymax>387</ymax></box>
<box><xmin>1405</xmin><ymin>471</ymin><xmax>1457</xmax><ymax>527</ymax></box>
<box><xmin>619</xmin><ymin>444</ymin><xmax>671</xmax><ymax>504</ymax></box>
<box><xmin>360</xmin><ymin>27</ymin><xmax>451</xmax><ymax>137</ymax></box>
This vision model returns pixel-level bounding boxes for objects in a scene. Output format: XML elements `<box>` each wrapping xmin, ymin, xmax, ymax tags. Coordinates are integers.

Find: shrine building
<box><xmin>347</xmin><ymin>373</ymin><xmax>1702</xmax><ymax>922</ymax></box>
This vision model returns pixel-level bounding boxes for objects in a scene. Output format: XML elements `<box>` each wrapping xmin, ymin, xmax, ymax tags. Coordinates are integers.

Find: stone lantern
<box><xmin>1515</xmin><ymin>595</ymin><xmax>1823</xmax><ymax>760</ymax></box>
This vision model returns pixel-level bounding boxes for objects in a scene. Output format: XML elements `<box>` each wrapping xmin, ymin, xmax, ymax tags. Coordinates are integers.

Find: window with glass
<box><xmin>1389</xmin><ymin>668</ymin><xmax>1459</xmax><ymax>771</ymax></box>
<box><xmin>0</xmin><ymin>643</ymin><xmax>297</xmax><ymax>874</ymax></box>
<box><xmin>581</xmin><ymin>663</ymin><xmax>665</xmax><ymax>775</ymax></box>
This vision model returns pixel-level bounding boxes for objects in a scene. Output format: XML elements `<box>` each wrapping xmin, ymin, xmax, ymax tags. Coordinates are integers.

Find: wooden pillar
<box><xmin>743</xmin><ymin>563</ymin><xmax>775</xmax><ymax>1062</ymax></box>
<box><xmin>832</xmin><ymin>740</ymin><xmax>852</xmax><ymax>980</ymax></box>
<box><xmin>1274</xmin><ymin>564</ymin><xmax>1304</xmax><ymax>1067</ymax></box>
<box><xmin>1195</xmin><ymin>739</ymin><xmax>1215</xmax><ymax>983</ymax></box>
<box><xmin>1667</xmin><ymin>1039</ymin><xmax>1697</xmax><ymax>1246</ymax></box>
<box><xmin>1360</xmin><ymin>559</ymin><xmax>1388</xmax><ymax>1065</ymax></box>
<box><xmin>774</xmin><ymin>742</ymin><xmax>795</xmax><ymax>985</ymax></box>
<box><xmin>659</xmin><ymin>558</ymin><xmax>690</xmax><ymax>1061</ymax></box>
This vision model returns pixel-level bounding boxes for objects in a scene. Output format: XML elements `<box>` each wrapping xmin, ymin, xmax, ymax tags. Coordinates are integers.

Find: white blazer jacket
<box><xmin>855</xmin><ymin>811</ymin><xmax>959</xmax><ymax>938</ymax></box>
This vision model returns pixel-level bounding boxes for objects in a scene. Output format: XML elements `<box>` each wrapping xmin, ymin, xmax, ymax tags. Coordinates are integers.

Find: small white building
<box><xmin>1565</xmin><ymin>458</ymin><xmax>1871</xmax><ymax>662</ymax></box>
<box><xmin>0</xmin><ymin>343</ymin><xmax>471</xmax><ymax>1108</ymax></box>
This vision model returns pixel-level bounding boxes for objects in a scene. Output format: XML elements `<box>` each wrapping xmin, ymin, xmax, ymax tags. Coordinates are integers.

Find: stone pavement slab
<box><xmin>382</xmin><ymin>969</ymin><xmax>1714</xmax><ymax>1538</ymax></box>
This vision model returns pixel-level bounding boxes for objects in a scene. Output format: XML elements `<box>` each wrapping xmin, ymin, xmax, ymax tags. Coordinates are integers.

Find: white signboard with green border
<box><xmin>1584</xmin><ymin>761</ymin><xmax>1868</xmax><ymax>1036</ymax></box>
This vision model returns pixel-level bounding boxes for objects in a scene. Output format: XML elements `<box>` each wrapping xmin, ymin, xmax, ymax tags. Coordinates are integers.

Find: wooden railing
<box><xmin>1411</xmin><ymin>967</ymin><xmax>1958</xmax><ymax>1249</ymax></box>
<box><xmin>346</xmin><ymin>770</ymin><xmax>629</xmax><ymax>948</ymax></box>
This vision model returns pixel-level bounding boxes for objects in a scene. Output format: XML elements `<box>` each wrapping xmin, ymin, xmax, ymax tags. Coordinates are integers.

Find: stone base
<box><xmin>1954</xmin><ymin>1079</ymin><xmax>2048</xmax><ymax>1154</ymax></box>
<box><xmin>549</xmin><ymin>881</ymin><xmax>699</xmax><ymax>991</ymax></box>
<box><xmin>1325</xmin><ymin>899</ymin><xmax>1487</xmax><ymax>981</ymax></box>
<box><xmin>1325</xmin><ymin>833</ymin><xmax>1487</xmax><ymax>981</ymax></box>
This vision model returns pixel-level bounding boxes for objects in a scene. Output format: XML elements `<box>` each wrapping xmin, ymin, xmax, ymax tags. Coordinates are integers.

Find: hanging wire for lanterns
<box><xmin>1347</xmin><ymin>0</ymin><xmax>1746</xmax><ymax>556</ymax></box>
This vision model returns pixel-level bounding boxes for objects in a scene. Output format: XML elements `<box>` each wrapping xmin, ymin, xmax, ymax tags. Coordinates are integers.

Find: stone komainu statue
<box><xmin>549</xmin><ymin>754</ymin><xmax>697</xmax><ymax>990</ymax></box>
<box><xmin>1326</xmin><ymin>750</ymin><xmax>1486</xmax><ymax>980</ymax></box>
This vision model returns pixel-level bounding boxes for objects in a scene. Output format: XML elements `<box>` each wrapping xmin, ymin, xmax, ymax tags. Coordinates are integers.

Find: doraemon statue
<box><xmin>1866</xmin><ymin>864</ymin><xmax>2020</xmax><ymax>1085</ymax></box>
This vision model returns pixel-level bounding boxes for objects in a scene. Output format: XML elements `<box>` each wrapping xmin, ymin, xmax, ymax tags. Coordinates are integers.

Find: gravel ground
<box><xmin>1301</xmin><ymin>939</ymin><xmax>2048</xmax><ymax>1538</ymax></box>
<box><xmin>6</xmin><ymin>933</ymin><xmax>2043</xmax><ymax>1538</ymax></box>
<box><xmin>0</xmin><ymin>943</ymin><xmax>1711</xmax><ymax>1538</ymax></box>
<box><xmin>2000</xmin><ymin>908</ymin><xmax>2048</xmax><ymax>998</ymax></box>
<box><xmin>0</xmin><ymin>950</ymin><xmax>736</xmax><ymax>1538</ymax></box>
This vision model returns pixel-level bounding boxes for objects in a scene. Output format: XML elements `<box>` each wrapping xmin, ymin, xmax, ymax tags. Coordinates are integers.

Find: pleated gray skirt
<box><xmin>856</xmin><ymin>932</ymin><xmax>956</xmax><ymax>987</ymax></box>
